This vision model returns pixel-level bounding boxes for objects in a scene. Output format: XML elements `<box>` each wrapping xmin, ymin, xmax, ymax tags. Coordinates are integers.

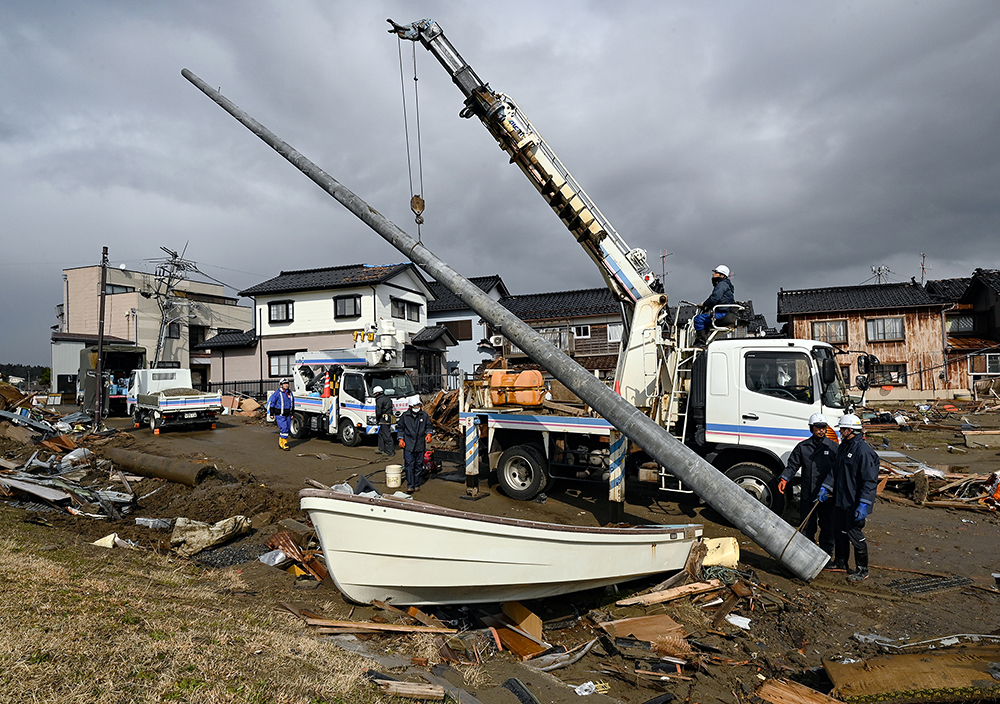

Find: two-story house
<box><xmin>51</xmin><ymin>265</ymin><xmax>252</xmax><ymax>393</ymax></box>
<box><xmin>197</xmin><ymin>262</ymin><xmax>455</xmax><ymax>395</ymax></box>
<box><xmin>427</xmin><ymin>275</ymin><xmax>510</xmax><ymax>379</ymax></box>
<box><xmin>951</xmin><ymin>269</ymin><xmax>1000</xmax><ymax>389</ymax></box>
<box><xmin>776</xmin><ymin>281</ymin><xmax>954</xmax><ymax>400</ymax></box>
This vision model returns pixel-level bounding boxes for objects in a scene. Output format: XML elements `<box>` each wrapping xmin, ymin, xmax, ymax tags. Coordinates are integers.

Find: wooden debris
<box><xmin>616</xmin><ymin>579</ymin><xmax>724</xmax><ymax>606</ymax></box>
<box><xmin>374</xmin><ymin>680</ymin><xmax>445</xmax><ymax>700</ymax></box>
<box><xmin>407</xmin><ymin>605</ymin><xmax>447</xmax><ymax>629</ymax></box>
<box><xmin>502</xmin><ymin>601</ymin><xmax>543</xmax><ymax>642</ymax></box>
<box><xmin>599</xmin><ymin>614</ymin><xmax>686</xmax><ymax>641</ymax></box>
<box><xmin>478</xmin><ymin>614</ymin><xmax>548</xmax><ymax>660</ymax></box>
<box><xmin>757</xmin><ymin>677</ymin><xmax>842</xmax><ymax>703</ymax></box>
<box><xmin>649</xmin><ymin>539</ymin><xmax>708</xmax><ymax>593</ymax></box>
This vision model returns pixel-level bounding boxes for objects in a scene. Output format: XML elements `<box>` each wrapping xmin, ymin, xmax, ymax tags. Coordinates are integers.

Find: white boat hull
<box><xmin>300</xmin><ymin>489</ymin><xmax>702</xmax><ymax>605</ymax></box>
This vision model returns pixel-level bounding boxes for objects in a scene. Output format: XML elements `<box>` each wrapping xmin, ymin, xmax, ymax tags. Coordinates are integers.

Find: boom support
<box><xmin>389</xmin><ymin>19</ymin><xmax>660</xmax><ymax>309</ymax></box>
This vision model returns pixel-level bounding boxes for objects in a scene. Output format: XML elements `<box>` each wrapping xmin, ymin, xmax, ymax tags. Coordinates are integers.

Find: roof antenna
<box><xmin>919</xmin><ymin>252</ymin><xmax>930</xmax><ymax>286</ymax></box>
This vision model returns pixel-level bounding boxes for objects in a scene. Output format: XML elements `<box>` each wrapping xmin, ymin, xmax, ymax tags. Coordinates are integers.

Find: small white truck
<box><xmin>289</xmin><ymin>320</ymin><xmax>416</xmax><ymax>446</ymax></box>
<box><xmin>127</xmin><ymin>369</ymin><xmax>223</xmax><ymax>434</ymax></box>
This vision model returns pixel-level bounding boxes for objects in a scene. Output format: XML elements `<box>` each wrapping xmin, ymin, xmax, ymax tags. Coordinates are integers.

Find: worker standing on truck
<box><xmin>267</xmin><ymin>379</ymin><xmax>295</xmax><ymax>451</ymax></box>
<box><xmin>778</xmin><ymin>413</ymin><xmax>837</xmax><ymax>560</ymax></box>
<box><xmin>398</xmin><ymin>395</ymin><xmax>431</xmax><ymax>493</ymax></box>
<box><xmin>817</xmin><ymin>413</ymin><xmax>879</xmax><ymax>582</ymax></box>
<box><xmin>692</xmin><ymin>265</ymin><xmax>734</xmax><ymax>347</ymax></box>
<box><xmin>373</xmin><ymin>386</ymin><xmax>395</xmax><ymax>457</ymax></box>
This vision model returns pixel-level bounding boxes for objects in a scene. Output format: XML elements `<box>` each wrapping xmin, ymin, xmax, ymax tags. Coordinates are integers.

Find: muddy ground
<box><xmin>3</xmin><ymin>409</ymin><xmax>1000</xmax><ymax>703</ymax></box>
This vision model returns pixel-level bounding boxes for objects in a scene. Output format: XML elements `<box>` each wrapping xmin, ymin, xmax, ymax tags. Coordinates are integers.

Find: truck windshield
<box><xmin>812</xmin><ymin>347</ymin><xmax>849</xmax><ymax>409</ymax></box>
<box><xmin>368</xmin><ymin>372</ymin><xmax>415</xmax><ymax>398</ymax></box>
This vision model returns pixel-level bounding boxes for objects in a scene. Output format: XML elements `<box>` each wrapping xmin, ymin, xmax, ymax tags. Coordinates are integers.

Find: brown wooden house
<box><xmin>776</xmin><ymin>281</ymin><xmax>955</xmax><ymax>400</ymax></box>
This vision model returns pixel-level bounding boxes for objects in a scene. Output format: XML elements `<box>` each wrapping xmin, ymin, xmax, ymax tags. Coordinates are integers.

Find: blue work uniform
<box><xmin>693</xmin><ymin>277</ymin><xmax>735</xmax><ymax>331</ymax></box>
<box><xmin>820</xmin><ymin>433</ymin><xmax>879</xmax><ymax>570</ymax></box>
<box><xmin>267</xmin><ymin>386</ymin><xmax>295</xmax><ymax>440</ymax></box>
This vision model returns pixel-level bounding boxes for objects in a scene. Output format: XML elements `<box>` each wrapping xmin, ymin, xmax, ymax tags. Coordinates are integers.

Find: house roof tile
<box><xmin>193</xmin><ymin>330</ymin><xmax>257</xmax><ymax>350</ymax></box>
<box><xmin>411</xmin><ymin>325</ymin><xmax>457</xmax><ymax>346</ymax></box>
<box><xmin>239</xmin><ymin>263</ymin><xmax>426</xmax><ymax>297</ymax></box>
<box><xmin>776</xmin><ymin>281</ymin><xmax>940</xmax><ymax>320</ymax></box>
<box><xmin>498</xmin><ymin>288</ymin><xmax>620</xmax><ymax>321</ymax></box>
<box><xmin>925</xmin><ymin>277</ymin><xmax>971</xmax><ymax>302</ymax></box>
<box><xmin>427</xmin><ymin>276</ymin><xmax>509</xmax><ymax>312</ymax></box>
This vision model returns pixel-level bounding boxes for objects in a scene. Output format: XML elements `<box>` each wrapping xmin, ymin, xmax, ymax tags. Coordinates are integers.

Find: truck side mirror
<box><xmin>856</xmin><ymin>356</ymin><xmax>869</xmax><ymax>375</ymax></box>
<box><xmin>821</xmin><ymin>358</ymin><xmax>837</xmax><ymax>386</ymax></box>
<box><xmin>855</xmin><ymin>374</ymin><xmax>870</xmax><ymax>391</ymax></box>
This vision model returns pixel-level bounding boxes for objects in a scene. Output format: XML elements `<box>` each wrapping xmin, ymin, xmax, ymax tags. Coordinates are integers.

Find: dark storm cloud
<box><xmin>2</xmin><ymin>1</ymin><xmax>1000</xmax><ymax>364</ymax></box>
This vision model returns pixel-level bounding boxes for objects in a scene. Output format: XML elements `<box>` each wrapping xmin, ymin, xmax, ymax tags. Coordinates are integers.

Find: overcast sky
<box><xmin>3</xmin><ymin>1</ymin><xmax>999</xmax><ymax>365</ymax></box>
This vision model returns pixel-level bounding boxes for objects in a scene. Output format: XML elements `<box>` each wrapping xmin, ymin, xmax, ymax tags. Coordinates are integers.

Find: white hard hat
<box><xmin>837</xmin><ymin>414</ymin><xmax>863</xmax><ymax>430</ymax></box>
<box><xmin>408</xmin><ymin>395</ymin><xmax>422</xmax><ymax>407</ymax></box>
<box><xmin>808</xmin><ymin>413</ymin><xmax>828</xmax><ymax>426</ymax></box>
<box><xmin>372</xmin><ymin>386</ymin><xmax>383</xmax><ymax>394</ymax></box>
<box><xmin>279</xmin><ymin>378</ymin><xmax>289</xmax><ymax>385</ymax></box>
<box><xmin>713</xmin><ymin>265</ymin><xmax>730</xmax><ymax>277</ymax></box>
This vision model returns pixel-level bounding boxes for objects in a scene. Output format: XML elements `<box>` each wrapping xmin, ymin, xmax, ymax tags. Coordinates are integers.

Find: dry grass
<box><xmin>0</xmin><ymin>518</ymin><xmax>390</xmax><ymax>703</ymax></box>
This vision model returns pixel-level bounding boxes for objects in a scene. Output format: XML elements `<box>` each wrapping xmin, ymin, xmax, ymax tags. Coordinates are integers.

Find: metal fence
<box><xmin>206</xmin><ymin>380</ymin><xmax>273</xmax><ymax>402</ymax></box>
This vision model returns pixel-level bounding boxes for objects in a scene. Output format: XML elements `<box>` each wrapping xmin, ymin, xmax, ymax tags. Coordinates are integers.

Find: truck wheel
<box><xmin>289</xmin><ymin>412</ymin><xmax>308</xmax><ymax>439</ymax></box>
<box><xmin>148</xmin><ymin>415</ymin><xmax>159</xmax><ymax>435</ymax></box>
<box><xmin>497</xmin><ymin>445</ymin><xmax>549</xmax><ymax>501</ymax></box>
<box><xmin>132</xmin><ymin>410</ymin><xmax>143</xmax><ymax>429</ymax></box>
<box><xmin>339</xmin><ymin>420</ymin><xmax>362</xmax><ymax>447</ymax></box>
<box><xmin>725</xmin><ymin>462</ymin><xmax>784</xmax><ymax>514</ymax></box>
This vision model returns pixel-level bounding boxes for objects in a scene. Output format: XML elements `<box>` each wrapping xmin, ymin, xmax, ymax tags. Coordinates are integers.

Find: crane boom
<box><xmin>390</xmin><ymin>19</ymin><xmax>660</xmax><ymax>308</ymax></box>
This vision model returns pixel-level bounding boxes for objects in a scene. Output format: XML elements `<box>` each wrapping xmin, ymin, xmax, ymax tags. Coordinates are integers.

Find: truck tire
<box><xmin>148</xmin><ymin>415</ymin><xmax>159</xmax><ymax>435</ymax></box>
<box><xmin>497</xmin><ymin>445</ymin><xmax>549</xmax><ymax>501</ymax></box>
<box><xmin>725</xmin><ymin>462</ymin><xmax>784</xmax><ymax>514</ymax></box>
<box><xmin>132</xmin><ymin>409</ymin><xmax>144</xmax><ymax>428</ymax></box>
<box><xmin>289</xmin><ymin>412</ymin><xmax>308</xmax><ymax>439</ymax></box>
<box><xmin>339</xmin><ymin>420</ymin><xmax>362</xmax><ymax>447</ymax></box>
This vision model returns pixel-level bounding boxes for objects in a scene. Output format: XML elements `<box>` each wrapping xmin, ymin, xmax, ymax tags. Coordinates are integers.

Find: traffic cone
<box><xmin>321</xmin><ymin>372</ymin><xmax>331</xmax><ymax>398</ymax></box>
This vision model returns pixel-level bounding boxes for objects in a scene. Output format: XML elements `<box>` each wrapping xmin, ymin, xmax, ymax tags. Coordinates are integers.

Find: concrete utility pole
<box><xmin>94</xmin><ymin>246</ymin><xmax>109</xmax><ymax>431</ymax></box>
<box><xmin>183</xmin><ymin>68</ymin><xmax>830</xmax><ymax>582</ymax></box>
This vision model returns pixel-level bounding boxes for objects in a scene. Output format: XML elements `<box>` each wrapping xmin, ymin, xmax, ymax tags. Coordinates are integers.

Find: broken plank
<box><xmin>407</xmin><ymin>605</ymin><xmax>447</xmax><ymax>629</ymax></box>
<box><xmin>420</xmin><ymin>670</ymin><xmax>487</xmax><ymax>704</ymax></box>
<box><xmin>599</xmin><ymin>614</ymin><xmax>687</xmax><ymax>641</ymax></box>
<box><xmin>478</xmin><ymin>615</ymin><xmax>547</xmax><ymax>660</ymax></box>
<box><xmin>303</xmin><ymin>617</ymin><xmax>455</xmax><ymax>634</ymax></box>
<box><xmin>616</xmin><ymin>579</ymin><xmax>723</xmax><ymax>606</ymax></box>
<box><xmin>374</xmin><ymin>680</ymin><xmax>445</xmax><ymax>700</ymax></box>
<box><xmin>757</xmin><ymin>677</ymin><xmax>842</xmax><ymax>703</ymax></box>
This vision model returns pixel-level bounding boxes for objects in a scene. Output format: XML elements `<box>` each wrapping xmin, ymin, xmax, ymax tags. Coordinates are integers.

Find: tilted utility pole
<box><xmin>93</xmin><ymin>246</ymin><xmax>109</xmax><ymax>431</ymax></box>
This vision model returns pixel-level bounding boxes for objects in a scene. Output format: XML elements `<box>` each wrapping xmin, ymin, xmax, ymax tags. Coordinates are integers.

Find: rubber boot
<box><xmin>279</xmin><ymin>437</ymin><xmax>289</xmax><ymax>451</ymax></box>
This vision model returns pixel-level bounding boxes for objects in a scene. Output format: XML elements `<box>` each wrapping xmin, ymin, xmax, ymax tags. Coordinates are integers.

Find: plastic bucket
<box><xmin>385</xmin><ymin>464</ymin><xmax>402</xmax><ymax>489</ymax></box>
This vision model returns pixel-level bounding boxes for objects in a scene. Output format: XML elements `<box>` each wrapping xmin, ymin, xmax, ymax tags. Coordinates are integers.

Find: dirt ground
<box><xmin>3</xmin><ymin>409</ymin><xmax>1000</xmax><ymax>703</ymax></box>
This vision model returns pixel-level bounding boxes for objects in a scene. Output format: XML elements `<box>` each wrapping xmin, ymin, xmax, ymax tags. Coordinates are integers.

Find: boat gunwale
<box><xmin>299</xmin><ymin>488</ymin><xmax>701</xmax><ymax>537</ymax></box>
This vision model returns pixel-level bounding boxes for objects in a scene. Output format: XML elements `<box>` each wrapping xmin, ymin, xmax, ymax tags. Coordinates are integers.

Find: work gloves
<box><xmin>854</xmin><ymin>501</ymin><xmax>871</xmax><ymax>522</ymax></box>
<box><xmin>398</xmin><ymin>438</ymin><xmax>405</xmax><ymax>448</ymax></box>
<box><xmin>425</xmin><ymin>433</ymin><xmax>432</xmax><ymax>444</ymax></box>
<box><xmin>777</xmin><ymin>478</ymin><xmax>787</xmax><ymax>494</ymax></box>
<box><xmin>817</xmin><ymin>485</ymin><xmax>830</xmax><ymax>503</ymax></box>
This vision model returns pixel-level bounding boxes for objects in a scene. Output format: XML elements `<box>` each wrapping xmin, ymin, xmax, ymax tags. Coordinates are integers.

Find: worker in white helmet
<box><xmin>778</xmin><ymin>413</ymin><xmax>838</xmax><ymax>562</ymax></box>
<box><xmin>817</xmin><ymin>413</ymin><xmax>879</xmax><ymax>582</ymax></box>
<box><xmin>692</xmin><ymin>265</ymin><xmax>734</xmax><ymax>347</ymax></box>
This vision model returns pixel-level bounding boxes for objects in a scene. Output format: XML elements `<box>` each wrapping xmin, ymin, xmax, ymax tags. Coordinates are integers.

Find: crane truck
<box><xmin>390</xmin><ymin>19</ymin><xmax>851</xmax><ymax>512</ymax></box>
<box><xmin>285</xmin><ymin>320</ymin><xmax>415</xmax><ymax>446</ymax></box>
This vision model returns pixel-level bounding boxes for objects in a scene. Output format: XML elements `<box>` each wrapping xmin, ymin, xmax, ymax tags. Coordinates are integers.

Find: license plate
<box><xmin>184</xmin><ymin>412</ymin><xmax>197</xmax><ymax>419</ymax></box>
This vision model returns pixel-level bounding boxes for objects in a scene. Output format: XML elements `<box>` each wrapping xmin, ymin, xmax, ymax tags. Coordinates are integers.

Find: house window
<box><xmin>189</xmin><ymin>325</ymin><xmax>208</xmax><ymax>348</ymax></box>
<box><xmin>871</xmin><ymin>363</ymin><xmax>907</xmax><ymax>386</ymax></box>
<box><xmin>986</xmin><ymin>354</ymin><xmax>1000</xmax><ymax>375</ymax></box>
<box><xmin>607</xmin><ymin>323</ymin><xmax>623</xmax><ymax>343</ymax></box>
<box><xmin>946</xmin><ymin>315</ymin><xmax>975</xmax><ymax>333</ymax></box>
<box><xmin>166</xmin><ymin>322</ymin><xmax>180</xmax><ymax>339</ymax></box>
<box><xmin>840</xmin><ymin>365</ymin><xmax>851</xmax><ymax>383</ymax></box>
<box><xmin>154</xmin><ymin>361</ymin><xmax>181</xmax><ymax>369</ymax></box>
<box><xmin>334</xmin><ymin>295</ymin><xmax>362</xmax><ymax>320</ymax></box>
<box><xmin>269</xmin><ymin>353</ymin><xmax>295</xmax><ymax>378</ymax></box>
<box><xmin>811</xmin><ymin>320</ymin><xmax>847</xmax><ymax>344</ymax></box>
<box><xmin>391</xmin><ymin>298</ymin><xmax>421</xmax><ymax>322</ymax></box>
<box><xmin>105</xmin><ymin>284</ymin><xmax>135</xmax><ymax>294</ymax></box>
<box><xmin>573</xmin><ymin>325</ymin><xmax>591</xmax><ymax>339</ymax></box>
<box><xmin>268</xmin><ymin>300</ymin><xmax>293</xmax><ymax>324</ymax></box>
<box><xmin>866</xmin><ymin>317</ymin><xmax>904</xmax><ymax>342</ymax></box>
<box><xmin>442</xmin><ymin>319</ymin><xmax>473</xmax><ymax>341</ymax></box>
<box><xmin>537</xmin><ymin>326</ymin><xmax>571</xmax><ymax>351</ymax></box>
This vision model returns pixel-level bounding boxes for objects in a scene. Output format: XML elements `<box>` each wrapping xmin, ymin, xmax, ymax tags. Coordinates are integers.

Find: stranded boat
<box><xmin>299</xmin><ymin>488</ymin><xmax>703</xmax><ymax>605</ymax></box>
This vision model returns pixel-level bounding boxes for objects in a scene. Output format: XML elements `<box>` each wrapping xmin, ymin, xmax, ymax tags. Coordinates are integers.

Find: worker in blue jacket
<box><xmin>778</xmin><ymin>413</ymin><xmax>838</xmax><ymax>559</ymax></box>
<box><xmin>398</xmin><ymin>395</ymin><xmax>431</xmax><ymax>493</ymax></box>
<box><xmin>817</xmin><ymin>413</ymin><xmax>879</xmax><ymax>582</ymax></box>
<box><xmin>267</xmin><ymin>378</ymin><xmax>294</xmax><ymax>451</ymax></box>
<box><xmin>692</xmin><ymin>265</ymin><xmax>734</xmax><ymax>347</ymax></box>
